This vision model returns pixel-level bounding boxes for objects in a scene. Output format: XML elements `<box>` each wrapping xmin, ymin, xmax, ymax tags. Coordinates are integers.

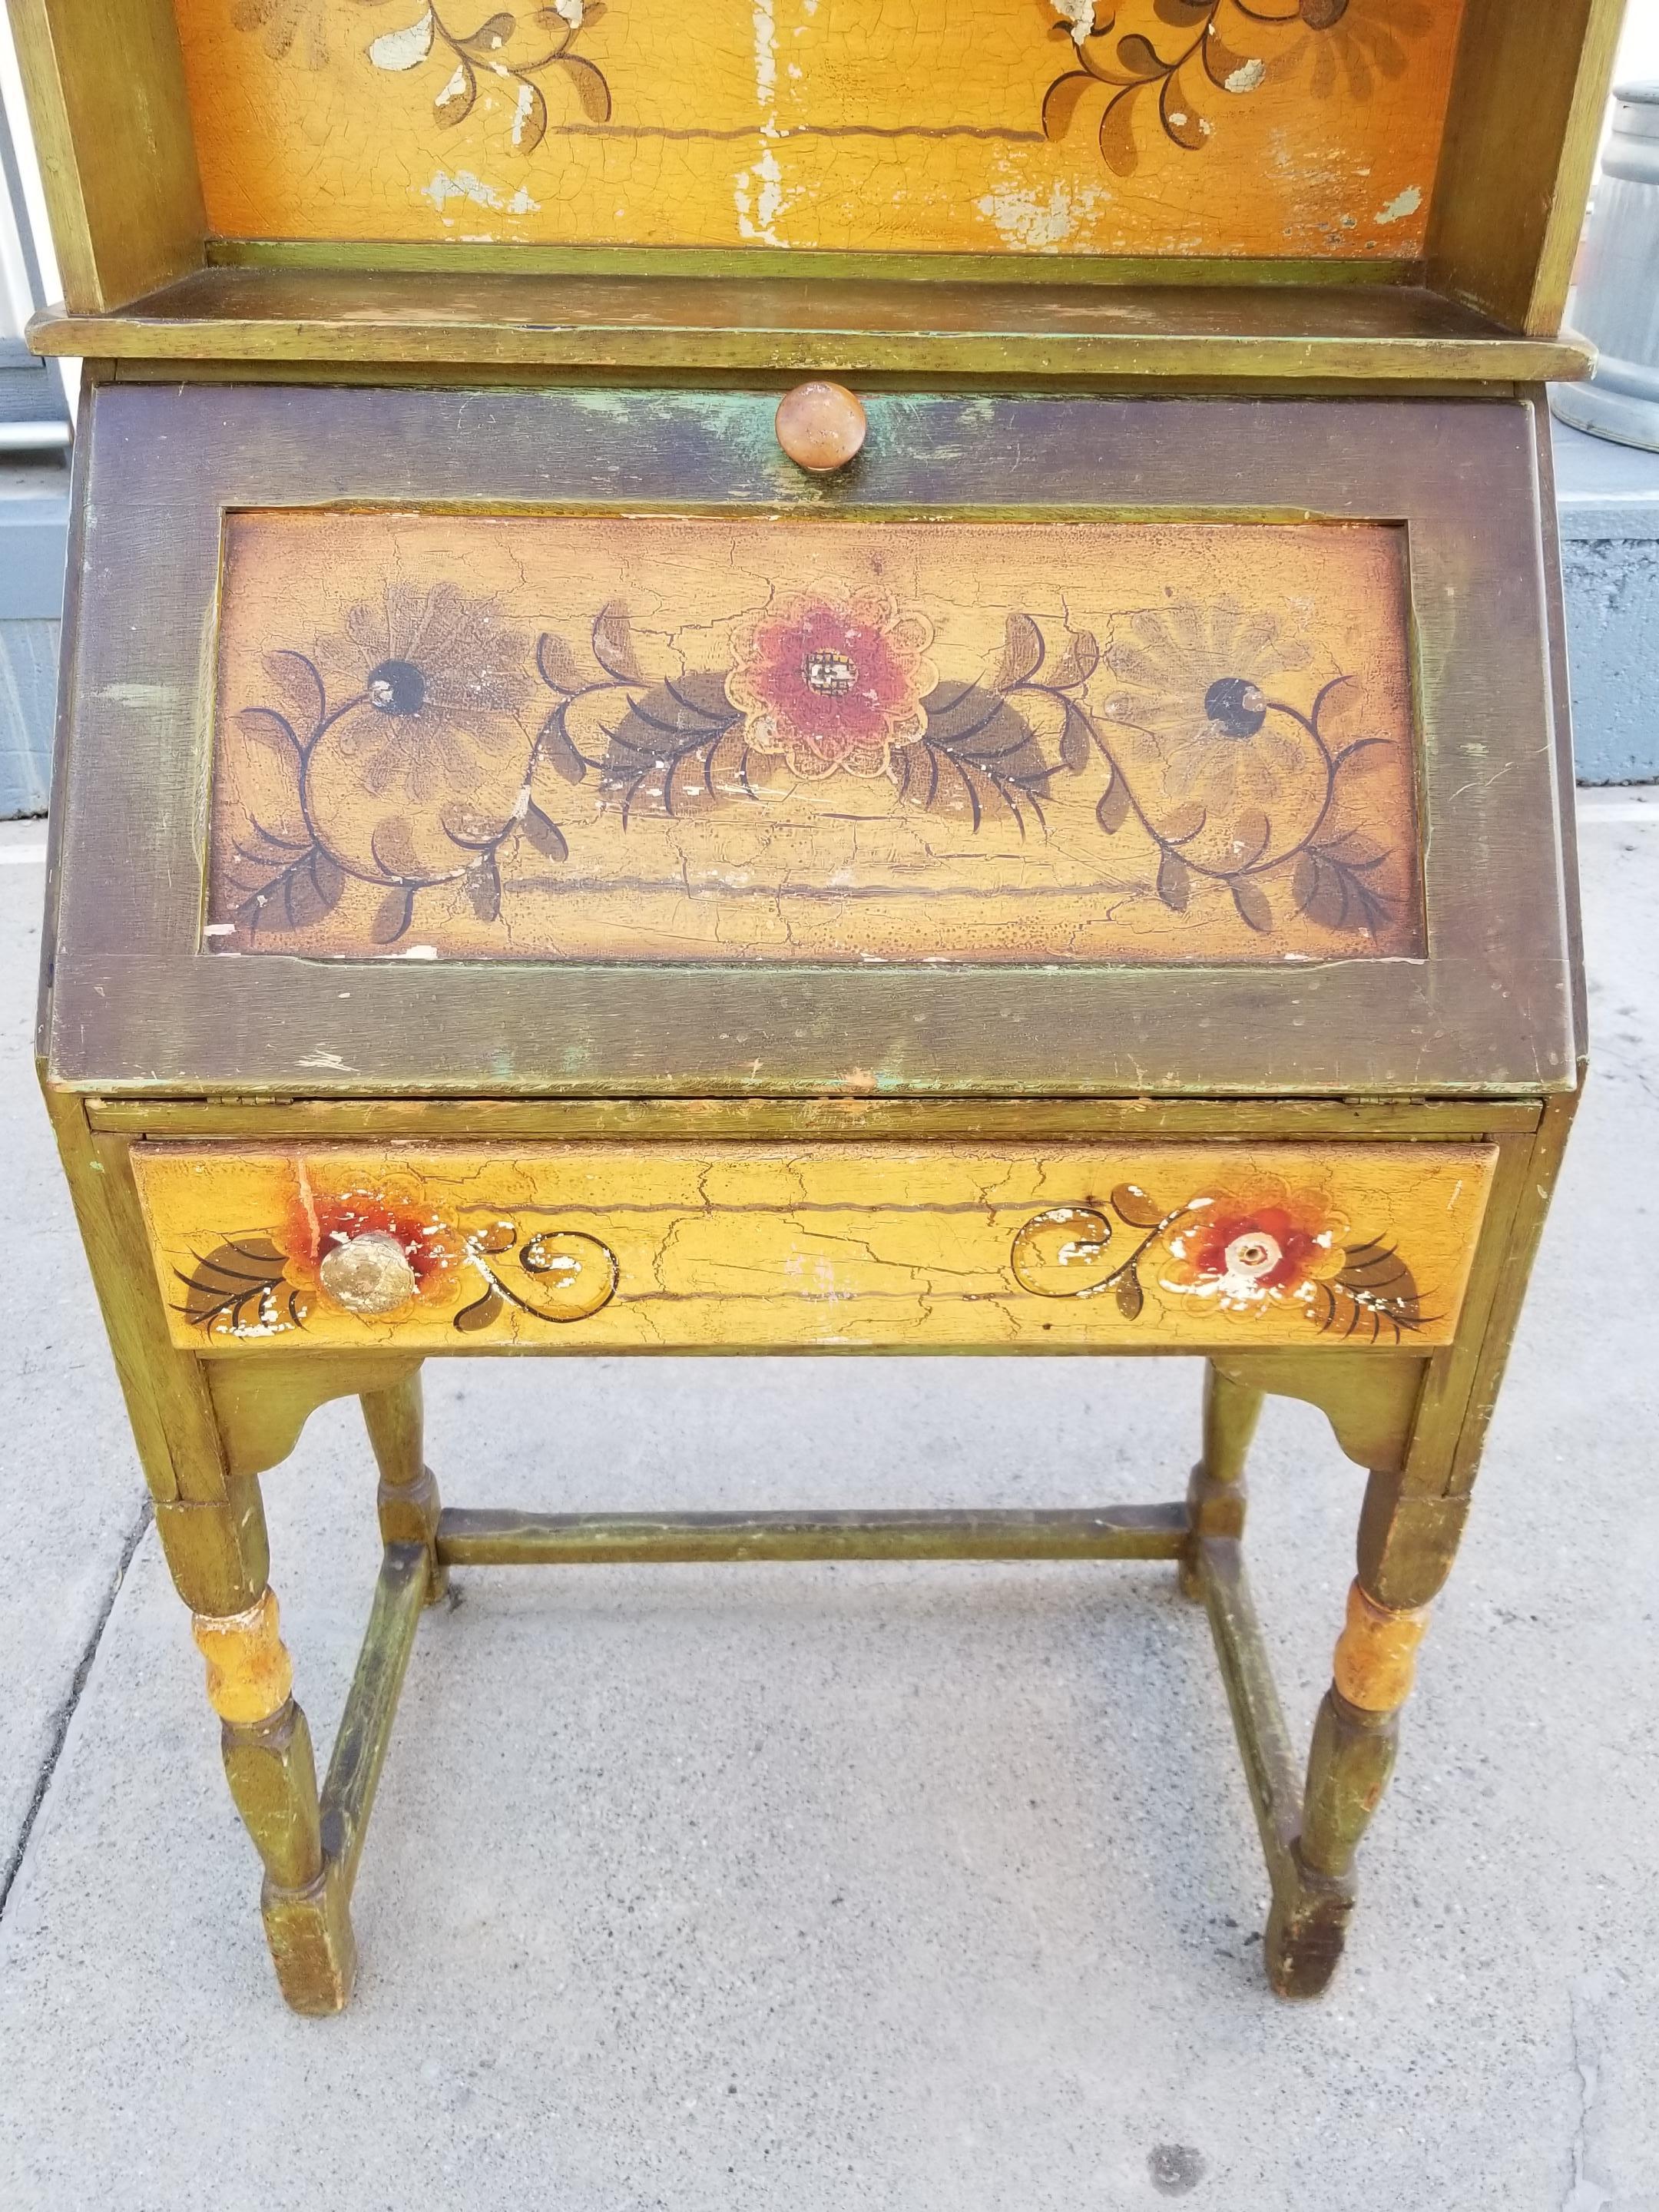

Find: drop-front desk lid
<box><xmin>41</xmin><ymin>382</ymin><xmax>1578</xmax><ymax>1098</ymax></box>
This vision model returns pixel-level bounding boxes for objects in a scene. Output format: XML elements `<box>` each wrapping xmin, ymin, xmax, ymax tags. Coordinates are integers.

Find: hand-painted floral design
<box><xmin>534</xmin><ymin>598</ymin><xmax>1054</xmax><ymax>831</ymax></box>
<box><xmin>313</xmin><ymin>581</ymin><xmax>533</xmax><ymax>806</ymax></box>
<box><xmin>1012</xmin><ymin>1178</ymin><xmax>1428</xmax><ymax>1340</ymax></box>
<box><xmin>1041</xmin><ymin>0</ymin><xmax>1427</xmax><ymax>173</ymax></box>
<box><xmin>224</xmin><ymin>580</ymin><xmax>565</xmax><ymax>948</ymax></box>
<box><xmin>1074</xmin><ymin>599</ymin><xmax>1400</xmax><ymax>935</ymax></box>
<box><xmin>237</xmin><ymin>0</ymin><xmax>613</xmax><ymax>147</ymax></box>
<box><xmin>1275</xmin><ymin>0</ymin><xmax>1431</xmax><ymax>101</ymax></box>
<box><xmin>724</xmin><ymin>590</ymin><xmax>938</xmax><ymax>780</ymax></box>
<box><xmin>288</xmin><ymin>1178</ymin><xmax>462</xmax><ymax>1312</ymax></box>
<box><xmin>215</xmin><ymin>581</ymin><xmax>1406</xmax><ymax>952</ymax></box>
<box><xmin>1159</xmin><ymin>1178</ymin><xmax>1346</xmax><ymax>1316</ymax></box>
<box><xmin>232</xmin><ymin>0</ymin><xmax>350</xmax><ymax>70</ymax></box>
<box><xmin>1103</xmin><ymin>601</ymin><xmax>1316</xmax><ymax>820</ymax></box>
<box><xmin>174</xmin><ymin>1184</ymin><xmax>617</xmax><ymax>1339</ymax></box>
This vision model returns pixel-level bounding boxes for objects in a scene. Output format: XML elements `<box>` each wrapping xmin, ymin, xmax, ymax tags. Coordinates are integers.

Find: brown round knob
<box><xmin>775</xmin><ymin>382</ymin><xmax>867</xmax><ymax>473</ymax></box>
<box><xmin>318</xmin><ymin>1230</ymin><xmax>418</xmax><ymax>1316</ymax></box>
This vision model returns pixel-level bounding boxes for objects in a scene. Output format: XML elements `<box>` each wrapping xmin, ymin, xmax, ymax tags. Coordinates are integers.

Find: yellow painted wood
<box><xmin>169</xmin><ymin>0</ymin><xmax>1465</xmax><ymax>260</ymax></box>
<box><xmin>82</xmin><ymin>1098</ymin><xmax>1547</xmax><ymax>1142</ymax></box>
<box><xmin>7</xmin><ymin>0</ymin><xmax>204</xmax><ymax>312</ymax></box>
<box><xmin>191</xmin><ymin>1587</ymin><xmax>294</xmax><ymax>1724</ymax></box>
<box><xmin>207</xmin><ymin>510</ymin><xmax>1422</xmax><ymax>966</ymax></box>
<box><xmin>1331</xmin><ymin>1579</ymin><xmax>1429</xmax><ymax>1714</ymax></box>
<box><xmin>132</xmin><ymin>1140</ymin><xmax>1495</xmax><ymax>1356</ymax></box>
<box><xmin>1426</xmin><ymin>0</ymin><xmax>1628</xmax><ymax>335</ymax></box>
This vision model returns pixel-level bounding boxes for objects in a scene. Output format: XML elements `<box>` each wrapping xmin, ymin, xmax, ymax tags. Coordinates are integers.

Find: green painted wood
<box><xmin>47</xmin><ymin>382</ymin><xmax>1576</xmax><ymax>1098</ymax></box>
<box><xmin>436</xmin><ymin>1504</ymin><xmax>1189</xmax><ymax>1566</ymax></box>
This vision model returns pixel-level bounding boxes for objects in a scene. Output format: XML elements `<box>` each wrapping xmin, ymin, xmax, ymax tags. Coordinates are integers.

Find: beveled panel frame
<box><xmin>44</xmin><ymin>382</ymin><xmax>1576</xmax><ymax>1096</ymax></box>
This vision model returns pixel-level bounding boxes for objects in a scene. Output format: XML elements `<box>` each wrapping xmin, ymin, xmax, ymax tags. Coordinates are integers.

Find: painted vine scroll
<box><xmin>205</xmin><ymin>510</ymin><xmax>1423</xmax><ymax>965</ymax></box>
<box><xmin>176</xmin><ymin>0</ymin><xmax>1465</xmax><ymax>256</ymax></box>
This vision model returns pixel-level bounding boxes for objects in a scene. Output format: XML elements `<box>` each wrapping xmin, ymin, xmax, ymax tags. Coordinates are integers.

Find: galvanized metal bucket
<box><xmin>1554</xmin><ymin>82</ymin><xmax>1659</xmax><ymax>452</ymax></box>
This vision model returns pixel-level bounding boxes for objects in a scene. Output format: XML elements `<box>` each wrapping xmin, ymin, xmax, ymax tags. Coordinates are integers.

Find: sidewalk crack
<box><xmin>0</xmin><ymin>1497</ymin><xmax>153</xmax><ymax>1923</ymax></box>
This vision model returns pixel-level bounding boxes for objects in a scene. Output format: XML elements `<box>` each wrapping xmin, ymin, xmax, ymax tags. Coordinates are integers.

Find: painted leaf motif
<box><xmin>1230</xmin><ymin>877</ymin><xmax>1273</xmax><ymax>934</ymax></box>
<box><xmin>1157</xmin><ymin>849</ymin><xmax>1191</xmax><ymax>911</ymax></box>
<box><xmin>1058</xmin><ymin>702</ymin><xmax>1092</xmax><ymax>775</ymax></box>
<box><xmin>464</xmin><ymin>853</ymin><xmax>502</xmax><ymax>923</ymax></box>
<box><xmin>1096</xmin><ymin>771</ymin><xmax>1130</xmax><ymax>833</ymax></box>
<box><xmin>1041</xmin><ymin>69</ymin><xmax>1098</xmax><ymax>141</ymax></box>
<box><xmin>521</xmin><ymin>802</ymin><xmax>569</xmax><ymax>862</ymax></box>
<box><xmin>459</xmin><ymin>12</ymin><xmax>514</xmax><ymax>52</ymax></box>
<box><xmin>238</xmin><ymin>846</ymin><xmax>345</xmax><ymax>935</ymax></box>
<box><xmin>511</xmin><ymin>78</ymin><xmax>548</xmax><ymax>152</ymax></box>
<box><xmin>434</xmin><ymin>57</ymin><xmax>476</xmax><ymax>123</ymax></box>
<box><xmin>1049</xmin><ymin>630</ymin><xmax>1100</xmax><ymax>690</ymax></box>
<box><xmin>1159</xmin><ymin>802</ymin><xmax>1206</xmax><ymax>847</ymax></box>
<box><xmin>1160</xmin><ymin>81</ymin><xmax>1209</xmax><ymax>150</ymax></box>
<box><xmin>370</xmin><ymin>816</ymin><xmax>422</xmax><ymax>879</ymax></box>
<box><xmin>453</xmin><ymin>1286</ymin><xmax>504</xmax><ymax>1333</ymax></box>
<box><xmin>537</xmin><ymin>631</ymin><xmax>586</xmax><ymax>696</ymax></box>
<box><xmin>600</xmin><ymin>674</ymin><xmax>746</xmax><ymax>823</ymax></box>
<box><xmin>1099</xmin><ymin>88</ymin><xmax>1141</xmax><ymax>174</ymax></box>
<box><xmin>236</xmin><ymin>706</ymin><xmax>301</xmax><ymax>766</ymax></box>
<box><xmin>558</xmin><ymin>53</ymin><xmax>612</xmax><ymax>122</ymax></box>
<box><xmin>1204</xmin><ymin>30</ymin><xmax>1265</xmax><ymax>91</ymax></box>
<box><xmin>1115</xmin><ymin>33</ymin><xmax>1167</xmax><ymax>77</ymax></box>
<box><xmin>1293</xmin><ymin>850</ymin><xmax>1350</xmax><ymax>930</ymax></box>
<box><xmin>1229</xmin><ymin>807</ymin><xmax>1272</xmax><ymax>870</ymax></box>
<box><xmin>903</xmin><ymin>684</ymin><xmax>1054</xmax><ymax>832</ymax></box>
<box><xmin>1313</xmin><ymin>1246</ymin><xmax>1425</xmax><ymax>1343</ymax></box>
<box><xmin>177</xmin><ymin>1239</ymin><xmax>296</xmax><ymax>1335</ymax></box>
<box><xmin>1115</xmin><ymin>1270</ymin><xmax>1145</xmax><ymax>1321</ymax></box>
<box><xmin>535</xmin><ymin>710</ymin><xmax>588</xmax><ymax>784</ymax></box>
<box><xmin>992</xmin><ymin>611</ymin><xmax>1045</xmax><ymax>693</ymax></box>
<box><xmin>371</xmin><ymin>884</ymin><xmax>416</xmax><ymax>945</ymax></box>
<box><xmin>260</xmin><ymin>651</ymin><xmax>326</xmax><ymax>735</ymax></box>
<box><xmin>593</xmin><ymin>603</ymin><xmax>642</xmax><ymax>685</ymax></box>
<box><xmin>367</xmin><ymin>11</ymin><xmax>435</xmax><ymax>69</ymax></box>
<box><xmin>1111</xmin><ymin>1183</ymin><xmax>1166</xmax><ymax>1229</ymax></box>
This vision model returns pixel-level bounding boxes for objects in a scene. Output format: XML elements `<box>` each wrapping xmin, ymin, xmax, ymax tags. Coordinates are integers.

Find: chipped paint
<box><xmin>422</xmin><ymin>169</ymin><xmax>541</xmax><ymax>217</ymax></box>
<box><xmin>1375</xmin><ymin>185</ymin><xmax>1423</xmax><ymax>226</ymax></box>
<box><xmin>975</xmin><ymin>180</ymin><xmax>1104</xmax><ymax>252</ymax></box>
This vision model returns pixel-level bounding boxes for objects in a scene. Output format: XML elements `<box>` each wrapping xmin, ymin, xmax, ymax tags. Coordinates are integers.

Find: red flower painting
<box><xmin>726</xmin><ymin>589</ymin><xmax>937</xmax><ymax>779</ymax></box>
<box><xmin>1160</xmin><ymin>1177</ymin><xmax>1347</xmax><ymax>1316</ymax></box>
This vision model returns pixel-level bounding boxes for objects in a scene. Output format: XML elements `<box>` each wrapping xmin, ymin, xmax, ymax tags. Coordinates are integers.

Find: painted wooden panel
<box><xmin>206</xmin><ymin>509</ymin><xmax>1422</xmax><ymax>965</ymax></box>
<box><xmin>173</xmin><ymin>0</ymin><xmax>1465</xmax><ymax>257</ymax></box>
<box><xmin>133</xmin><ymin>1140</ymin><xmax>1494</xmax><ymax>1354</ymax></box>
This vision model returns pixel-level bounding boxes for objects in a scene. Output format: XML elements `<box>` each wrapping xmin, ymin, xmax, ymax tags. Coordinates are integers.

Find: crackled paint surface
<box><xmin>205</xmin><ymin>509</ymin><xmax>1422</xmax><ymax>965</ymax></box>
<box><xmin>174</xmin><ymin>0</ymin><xmax>1463</xmax><ymax>255</ymax></box>
<box><xmin>133</xmin><ymin>1141</ymin><xmax>1494</xmax><ymax>1354</ymax></box>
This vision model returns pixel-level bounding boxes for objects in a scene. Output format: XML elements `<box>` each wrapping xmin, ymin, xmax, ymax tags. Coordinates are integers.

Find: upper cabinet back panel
<box><xmin>173</xmin><ymin>0</ymin><xmax>1466</xmax><ymax>257</ymax></box>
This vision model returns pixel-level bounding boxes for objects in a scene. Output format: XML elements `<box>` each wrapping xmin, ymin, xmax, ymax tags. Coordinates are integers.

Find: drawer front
<box><xmin>51</xmin><ymin>385</ymin><xmax>1575</xmax><ymax>1097</ymax></box>
<box><xmin>134</xmin><ymin>1142</ymin><xmax>1495</xmax><ymax>1356</ymax></box>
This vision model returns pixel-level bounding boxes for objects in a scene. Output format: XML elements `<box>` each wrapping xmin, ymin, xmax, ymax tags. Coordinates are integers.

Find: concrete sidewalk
<box><xmin>0</xmin><ymin>798</ymin><xmax>1654</xmax><ymax>2210</ymax></box>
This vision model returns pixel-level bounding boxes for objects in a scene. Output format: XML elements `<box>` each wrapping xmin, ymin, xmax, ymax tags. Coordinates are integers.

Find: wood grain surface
<box><xmin>132</xmin><ymin>1139</ymin><xmax>1495</xmax><ymax>1354</ymax></box>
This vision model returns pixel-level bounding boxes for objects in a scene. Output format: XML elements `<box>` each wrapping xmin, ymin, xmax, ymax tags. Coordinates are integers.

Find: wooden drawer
<box><xmin>133</xmin><ymin>1141</ymin><xmax>1495</xmax><ymax>1356</ymax></box>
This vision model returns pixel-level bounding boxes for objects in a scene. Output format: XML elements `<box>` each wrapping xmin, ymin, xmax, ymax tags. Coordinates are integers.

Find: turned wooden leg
<box><xmin>157</xmin><ymin>1480</ymin><xmax>356</xmax><ymax>2014</ymax></box>
<box><xmin>1179</xmin><ymin>1364</ymin><xmax>1262</xmax><ymax>1600</ymax></box>
<box><xmin>361</xmin><ymin>1367</ymin><xmax>447</xmax><ymax>1603</ymax></box>
<box><xmin>1266</xmin><ymin>1462</ymin><xmax>1459</xmax><ymax>1999</ymax></box>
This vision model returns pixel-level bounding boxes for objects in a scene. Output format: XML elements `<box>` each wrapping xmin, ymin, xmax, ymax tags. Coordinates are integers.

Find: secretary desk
<box><xmin>11</xmin><ymin>0</ymin><xmax>1618</xmax><ymax>2010</ymax></box>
